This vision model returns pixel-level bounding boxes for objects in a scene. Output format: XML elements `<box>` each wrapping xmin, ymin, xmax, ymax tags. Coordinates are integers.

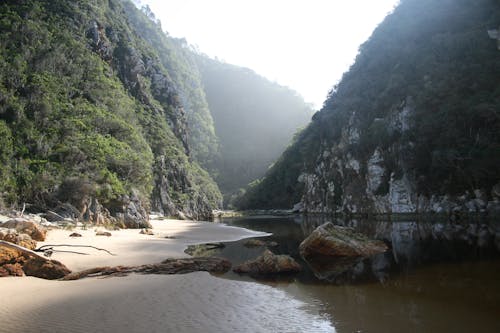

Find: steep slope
<box><xmin>0</xmin><ymin>0</ymin><xmax>221</xmax><ymax>221</ymax></box>
<box><xmin>196</xmin><ymin>56</ymin><xmax>313</xmax><ymax>204</ymax></box>
<box><xmin>237</xmin><ymin>0</ymin><xmax>500</xmax><ymax>215</ymax></box>
<box><xmin>122</xmin><ymin>3</ymin><xmax>219</xmax><ymax>171</ymax></box>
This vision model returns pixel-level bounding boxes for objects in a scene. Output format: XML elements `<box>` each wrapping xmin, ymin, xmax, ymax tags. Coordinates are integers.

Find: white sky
<box><xmin>139</xmin><ymin>0</ymin><xmax>400</xmax><ymax>109</ymax></box>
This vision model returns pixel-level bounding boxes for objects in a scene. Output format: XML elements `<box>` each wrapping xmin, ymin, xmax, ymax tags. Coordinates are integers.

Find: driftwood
<box><xmin>46</xmin><ymin>210</ymin><xmax>71</xmax><ymax>221</ymax></box>
<box><xmin>0</xmin><ymin>240</ymin><xmax>49</xmax><ymax>261</ymax></box>
<box><xmin>1</xmin><ymin>240</ymin><xmax>115</xmax><ymax>258</ymax></box>
<box><xmin>62</xmin><ymin>257</ymin><xmax>232</xmax><ymax>281</ymax></box>
<box><xmin>35</xmin><ymin>244</ymin><xmax>116</xmax><ymax>257</ymax></box>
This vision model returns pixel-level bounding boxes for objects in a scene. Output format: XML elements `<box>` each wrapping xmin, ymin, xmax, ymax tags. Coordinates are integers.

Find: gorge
<box><xmin>1</xmin><ymin>0</ymin><xmax>500</xmax><ymax>332</ymax></box>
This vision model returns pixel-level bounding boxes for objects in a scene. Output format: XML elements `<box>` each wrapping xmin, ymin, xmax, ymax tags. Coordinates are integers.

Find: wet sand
<box><xmin>0</xmin><ymin>219</ymin><xmax>335</xmax><ymax>333</ymax></box>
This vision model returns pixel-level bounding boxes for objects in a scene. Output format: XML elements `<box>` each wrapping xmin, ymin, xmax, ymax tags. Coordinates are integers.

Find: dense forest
<box><xmin>0</xmin><ymin>0</ymin><xmax>222</xmax><ymax>222</ymax></box>
<box><xmin>0</xmin><ymin>0</ymin><xmax>313</xmax><ymax>221</ymax></box>
<box><xmin>236</xmin><ymin>0</ymin><xmax>500</xmax><ymax>214</ymax></box>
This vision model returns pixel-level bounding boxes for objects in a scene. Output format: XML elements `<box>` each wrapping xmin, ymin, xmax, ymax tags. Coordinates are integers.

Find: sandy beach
<box><xmin>0</xmin><ymin>219</ymin><xmax>335</xmax><ymax>333</ymax></box>
<box><xmin>33</xmin><ymin>219</ymin><xmax>271</xmax><ymax>272</ymax></box>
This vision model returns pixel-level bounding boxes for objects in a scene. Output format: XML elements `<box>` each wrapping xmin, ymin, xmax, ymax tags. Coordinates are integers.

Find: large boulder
<box><xmin>0</xmin><ymin>245</ymin><xmax>21</xmax><ymax>265</ymax></box>
<box><xmin>299</xmin><ymin>222</ymin><xmax>388</xmax><ymax>282</ymax></box>
<box><xmin>22</xmin><ymin>258</ymin><xmax>71</xmax><ymax>280</ymax></box>
<box><xmin>233</xmin><ymin>250</ymin><xmax>301</xmax><ymax>277</ymax></box>
<box><xmin>0</xmin><ymin>243</ymin><xmax>26</xmax><ymax>277</ymax></box>
<box><xmin>299</xmin><ymin>222</ymin><xmax>388</xmax><ymax>258</ymax></box>
<box><xmin>0</xmin><ymin>219</ymin><xmax>47</xmax><ymax>241</ymax></box>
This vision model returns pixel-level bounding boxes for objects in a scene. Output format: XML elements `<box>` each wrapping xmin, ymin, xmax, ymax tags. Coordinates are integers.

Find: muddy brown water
<box><xmin>205</xmin><ymin>215</ymin><xmax>500</xmax><ymax>333</ymax></box>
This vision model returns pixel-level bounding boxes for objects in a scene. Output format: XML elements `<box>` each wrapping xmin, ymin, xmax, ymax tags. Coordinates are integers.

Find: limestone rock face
<box><xmin>233</xmin><ymin>250</ymin><xmax>301</xmax><ymax>276</ymax></box>
<box><xmin>0</xmin><ymin>219</ymin><xmax>47</xmax><ymax>241</ymax></box>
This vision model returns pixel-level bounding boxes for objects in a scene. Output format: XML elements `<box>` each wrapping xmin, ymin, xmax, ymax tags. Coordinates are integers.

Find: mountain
<box><xmin>195</xmin><ymin>56</ymin><xmax>313</xmax><ymax>205</ymax></box>
<box><xmin>0</xmin><ymin>0</ymin><xmax>221</xmax><ymax>222</ymax></box>
<box><xmin>236</xmin><ymin>0</ymin><xmax>500</xmax><ymax>215</ymax></box>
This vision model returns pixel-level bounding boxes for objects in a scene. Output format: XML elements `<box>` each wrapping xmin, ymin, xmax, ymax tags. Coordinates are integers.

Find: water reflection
<box><xmin>282</xmin><ymin>260</ymin><xmax>500</xmax><ymax>333</ymax></box>
<box><xmin>209</xmin><ymin>214</ymin><xmax>500</xmax><ymax>332</ymax></box>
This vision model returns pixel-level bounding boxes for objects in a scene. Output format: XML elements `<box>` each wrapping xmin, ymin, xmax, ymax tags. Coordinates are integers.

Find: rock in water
<box><xmin>243</xmin><ymin>239</ymin><xmax>278</xmax><ymax>248</ymax></box>
<box><xmin>0</xmin><ymin>219</ymin><xmax>47</xmax><ymax>241</ymax></box>
<box><xmin>299</xmin><ymin>222</ymin><xmax>388</xmax><ymax>282</ymax></box>
<box><xmin>233</xmin><ymin>250</ymin><xmax>301</xmax><ymax>277</ymax></box>
<box><xmin>299</xmin><ymin>222</ymin><xmax>387</xmax><ymax>258</ymax></box>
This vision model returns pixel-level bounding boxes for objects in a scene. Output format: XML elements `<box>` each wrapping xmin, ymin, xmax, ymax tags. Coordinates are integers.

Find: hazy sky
<box><xmin>139</xmin><ymin>0</ymin><xmax>400</xmax><ymax>109</ymax></box>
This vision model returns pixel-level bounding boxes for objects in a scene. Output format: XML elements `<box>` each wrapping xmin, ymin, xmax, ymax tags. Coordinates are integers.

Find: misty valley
<box><xmin>1</xmin><ymin>0</ymin><xmax>499</xmax><ymax>332</ymax></box>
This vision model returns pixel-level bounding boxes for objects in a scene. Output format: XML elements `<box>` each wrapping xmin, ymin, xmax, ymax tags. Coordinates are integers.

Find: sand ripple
<box><xmin>0</xmin><ymin>273</ymin><xmax>334</xmax><ymax>333</ymax></box>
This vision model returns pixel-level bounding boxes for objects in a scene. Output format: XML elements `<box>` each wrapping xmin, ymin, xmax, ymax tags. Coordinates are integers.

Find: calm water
<box><xmin>206</xmin><ymin>215</ymin><xmax>500</xmax><ymax>333</ymax></box>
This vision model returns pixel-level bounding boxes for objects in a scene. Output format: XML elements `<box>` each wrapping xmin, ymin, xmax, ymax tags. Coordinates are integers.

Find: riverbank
<box><xmin>0</xmin><ymin>218</ymin><xmax>334</xmax><ymax>333</ymax></box>
<box><xmin>35</xmin><ymin>219</ymin><xmax>270</xmax><ymax>271</ymax></box>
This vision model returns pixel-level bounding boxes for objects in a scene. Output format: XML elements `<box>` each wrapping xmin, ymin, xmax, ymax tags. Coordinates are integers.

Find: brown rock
<box><xmin>22</xmin><ymin>258</ymin><xmax>71</xmax><ymax>280</ymax></box>
<box><xmin>139</xmin><ymin>228</ymin><xmax>154</xmax><ymax>235</ymax></box>
<box><xmin>0</xmin><ymin>263</ymin><xmax>24</xmax><ymax>277</ymax></box>
<box><xmin>156</xmin><ymin>257</ymin><xmax>232</xmax><ymax>275</ymax></box>
<box><xmin>299</xmin><ymin>222</ymin><xmax>388</xmax><ymax>259</ymax></box>
<box><xmin>0</xmin><ymin>246</ymin><xmax>22</xmax><ymax>265</ymax></box>
<box><xmin>0</xmin><ymin>219</ymin><xmax>47</xmax><ymax>241</ymax></box>
<box><xmin>96</xmin><ymin>231</ymin><xmax>112</xmax><ymax>237</ymax></box>
<box><xmin>0</xmin><ymin>230</ymin><xmax>37</xmax><ymax>250</ymax></box>
<box><xmin>233</xmin><ymin>250</ymin><xmax>301</xmax><ymax>276</ymax></box>
<box><xmin>244</xmin><ymin>239</ymin><xmax>267</xmax><ymax>247</ymax></box>
<box><xmin>243</xmin><ymin>239</ymin><xmax>279</xmax><ymax>248</ymax></box>
<box><xmin>299</xmin><ymin>222</ymin><xmax>388</xmax><ymax>282</ymax></box>
<box><xmin>69</xmin><ymin>232</ymin><xmax>82</xmax><ymax>237</ymax></box>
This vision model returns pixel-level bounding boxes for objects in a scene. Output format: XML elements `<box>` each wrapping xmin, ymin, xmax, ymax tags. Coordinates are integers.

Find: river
<box><xmin>201</xmin><ymin>215</ymin><xmax>500</xmax><ymax>333</ymax></box>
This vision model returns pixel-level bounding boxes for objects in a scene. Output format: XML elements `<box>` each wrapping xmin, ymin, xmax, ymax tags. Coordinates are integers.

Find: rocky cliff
<box><xmin>0</xmin><ymin>0</ymin><xmax>221</xmax><ymax>221</ymax></box>
<box><xmin>237</xmin><ymin>0</ymin><xmax>500</xmax><ymax>216</ymax></box>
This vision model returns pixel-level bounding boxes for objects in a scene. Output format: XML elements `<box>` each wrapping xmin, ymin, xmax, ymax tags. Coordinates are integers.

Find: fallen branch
<box><xmin>36</xmin><ymin>247</ymin><xmax>91</xmax><ymax>256</ymax></box>
<box><xmin>35</xmin><ymin>244</ymin><xmax>116</xmax><ymax>256</ymax></box>
<box><xmin>61</xmin><ymin>257</ymin><xmax>232</xmax><ymax>281</ymax></box>
<box><xmin>46</xmin><ymin>210</ymin><xmax>71</xmax><ymax>221</ymax></box>
<box><xmin>0</xmin><ymin>240</ymin><xmax>50</xmax><ymax>261</ymax></box>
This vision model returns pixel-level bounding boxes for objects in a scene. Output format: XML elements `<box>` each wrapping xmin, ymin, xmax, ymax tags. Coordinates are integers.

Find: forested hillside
<box><xmin>196</xmin><ymin>56</ymin><xmax>312</xmax><ymax>205</ymax></box>
<box><xmin>0</xmin><ymin>0</ymin><xmax>221</xmax><ymax>222</ymax></box>
<box><xmin>237</xmin><ymin>0</ymin><xmax>500</xmax><ymax>214</ymax></box>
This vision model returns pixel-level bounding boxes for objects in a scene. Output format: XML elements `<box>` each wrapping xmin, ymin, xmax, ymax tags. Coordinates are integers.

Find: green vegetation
<box><xmin>237</xmin><ymin>0</ymin><xmax>500</xmax><ymax>209</ymax></box>
<box><xmin>0</xmin><ymin>0</ymin><xmax>221</xmax><ymax>218</ymax></box>
<box><xmin>122</xmin><ymin>2</ymin><xmax>219</xmax><ymax>170</ymax></box>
